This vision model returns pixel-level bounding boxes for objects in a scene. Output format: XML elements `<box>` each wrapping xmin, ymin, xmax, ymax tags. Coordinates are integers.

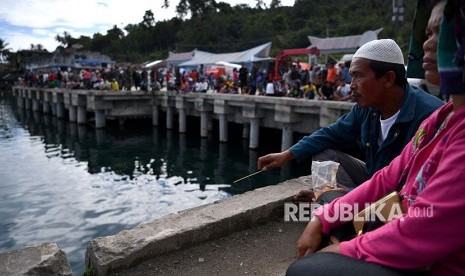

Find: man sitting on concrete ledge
<box><xmin>258</xmin><ymin>39</ymin><xmax>444</xmax><ymax>201</ymax></box>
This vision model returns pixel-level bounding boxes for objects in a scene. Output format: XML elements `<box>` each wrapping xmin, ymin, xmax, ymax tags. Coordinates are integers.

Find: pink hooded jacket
<box><xmin>314</xmin><ymin>102</ymin><xmax>465</xmax><ymax>275</ymax></box>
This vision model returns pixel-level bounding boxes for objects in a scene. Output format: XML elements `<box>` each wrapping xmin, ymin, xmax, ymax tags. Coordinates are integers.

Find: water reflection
<box><xmin>0</xmin><ymin>97</ymin><xmax>308</xmax><ymax>275</ymax></box>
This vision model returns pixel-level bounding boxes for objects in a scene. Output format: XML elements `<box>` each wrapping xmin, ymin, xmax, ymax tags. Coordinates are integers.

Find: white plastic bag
<box><xmin>311</xmin><ymin>161</ymin><xmax>339</xmax><ymax>196</ymax></box>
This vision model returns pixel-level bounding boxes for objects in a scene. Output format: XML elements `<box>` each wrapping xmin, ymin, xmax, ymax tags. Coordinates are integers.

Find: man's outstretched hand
<box><xmin>257</xmin><ymin>150</ymin><xmax>294</xmax><ymax>171</ymax></box>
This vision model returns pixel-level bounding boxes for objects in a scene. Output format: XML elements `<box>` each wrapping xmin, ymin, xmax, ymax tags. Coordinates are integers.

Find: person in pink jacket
<box><xmin>287</xmin><ymin>0</ymin><xmax>465</xmax><ymax>275</ymax></box>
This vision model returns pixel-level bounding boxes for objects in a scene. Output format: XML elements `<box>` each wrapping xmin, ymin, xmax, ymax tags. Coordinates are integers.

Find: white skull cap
<box><xmin>353</xmin><ymin>39</ymin><xmax>404</xmax><ymax>65</ymax></box>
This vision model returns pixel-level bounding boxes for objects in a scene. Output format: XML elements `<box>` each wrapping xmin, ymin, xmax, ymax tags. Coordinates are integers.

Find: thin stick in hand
<box><xmin>233</xmin><ymin>170</ymin><xmax>263</xmax><ymax>183</ymax></box>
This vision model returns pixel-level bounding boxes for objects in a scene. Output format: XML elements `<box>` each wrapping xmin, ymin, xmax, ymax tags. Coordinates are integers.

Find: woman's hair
<box><xmin>369</xmin><ymin>60</ymin><xmax>407</xmax><ymax>87</ymax></box>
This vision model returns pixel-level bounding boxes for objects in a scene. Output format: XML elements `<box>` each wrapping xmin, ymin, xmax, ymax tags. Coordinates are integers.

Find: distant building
<box><xmin>11</xmin><ymin>47</ymin><xmax>115</xmax><ymax>73</ymax></box>
<box><xmin>9</xmin><ymin>49</ymin><xmax>53</xmax><ymax>73</ymax></box>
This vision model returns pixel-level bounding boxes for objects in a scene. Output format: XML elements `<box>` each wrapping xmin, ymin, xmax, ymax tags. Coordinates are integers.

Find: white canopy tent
<box><xmin>308</xmin><ymin>28</ymin><xmax>383</xmax><ymax>55</ymax></box>
<box><xmin>178</xmin><ymin>42</ymin><xmax>274</xmax><ymax>68</ymax></box>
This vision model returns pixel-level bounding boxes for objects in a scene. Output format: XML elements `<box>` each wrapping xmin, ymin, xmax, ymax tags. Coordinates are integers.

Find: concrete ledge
<box><xmin>85</xmin><ymin>176</ymin><xmax>310</xmax><ymax>275</ymax></box>
<box><xmin>0</xmin><ymin>243</ymin><xmax>72</xmax><ymax>276</ymax></box>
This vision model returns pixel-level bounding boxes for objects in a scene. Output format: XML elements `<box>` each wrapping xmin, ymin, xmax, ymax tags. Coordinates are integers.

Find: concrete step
<box><xmin>112</xmin><ymin>219</ymin><xmax>307</xmax><ymax>276</ymax></box>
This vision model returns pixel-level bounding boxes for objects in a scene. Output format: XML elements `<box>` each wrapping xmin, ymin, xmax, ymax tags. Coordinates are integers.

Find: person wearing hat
<box><xmin>258</xmin><ymin>39</ymin><xmax>444</xmax><ymax>199</ymax></box>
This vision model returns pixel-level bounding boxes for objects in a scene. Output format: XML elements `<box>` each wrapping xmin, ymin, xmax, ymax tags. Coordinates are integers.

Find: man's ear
<box><xmin>384</xmin><ymin>71</ymin><xmax>397</xmax><ymax>88</ymax></box>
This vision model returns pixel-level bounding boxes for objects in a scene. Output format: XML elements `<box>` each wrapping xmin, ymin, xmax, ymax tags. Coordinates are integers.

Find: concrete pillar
<box><xmin>25</xmin><ymin>98</ymin><xmax>32</xmax><ymax>110</ymax></box>
<box><xmin>200</xmin><ymin>138</ymin><xmax>208</xmax><ymax>160</ymax></box>
<box><xmin>69</xmin><ymin>106</ymin><xmax>77</xmax><ymax>123</ymax></box>
<box><xmin>208</xmin><ymin>118</ymin><xmax>214</xmax><ymax>132</ymax></box>
<box><xmin>57</xmin><ymin>120</ymin><xmax>65</xmax><ymax>135</ymax></box>
<box><xmin>242</xmin><ymin>123</ymin><xmax>250</xmax><ymax>139</ymax></box>
<box><xmin>219</xmin><ymin>114</ymin><xmax>228</xmax><ymax>142</ymax></box>
<box><xmin>281</xmin><ymin>123</ymin><xmax>294</xmax><ymax>151</ymax></box>
<box><xmin>70</xmin><ymin>124</ymin><xmax>78</xmax><ymax>141</ymax></box>
<box><xmin>77</xmin><ymin>106</ymin><xmax>86</xmax><ymax>124</ymax></box>
<box><xmin>96</xmin><ymin>129</ymin><xmax>106</xmax><ymax>145</ymax></box>
<box><xmin>95</xmin><ymin>110</ymin><xmax>106</xmax><ymax>129</ymax></box>
<box><xmin>166</xmin><ymin>106</ymin><xmax>173</xmax><ymax>130</ymax></box>
<box><xmin>51</xmin><ymin>103</ymin><xmax>57</xmax><ymax>116</ymax></box>
<box><xmin>200</xmin><ymin>111</ymin><xmax>209</xmax><ymax>138</ymax></box>
<box><xmin>43</xmin><ymin>102</ymin><xmax>50</xmax><ymax>114</ymax></box>
<box><xmin>43</xmin><ymin>114</ymin><xmax>51</xmax><ymax>127</ymax></box>
<box><xmin>249</xmin><ymin>118</ymin><xmax>260</xmax><ymax>149</ymax></box>
<box><xmin>56</xmin><ymin>103</ymin><xmax>65</xmax><ymax>119</ymax></box>
<box><xmin>33</xmin><ymin>111</ymin><xmax>41</xmax><ymax>123</ymax></box>
<box><xmin>32</xmin><ymin>99</ymin><xmax>40</xmax><ymax>112</ymax></box>
<box><xmin>51</xmin><ymin>117</ymin><xmax>58</xmax><ymax>129</ymax></box>
<box><xmin>17</xmin><ymin>96</ymin><xmax>24</xmax><ymax>108</ymax></box>
<box><xmin>207</xmin><ymin>116</ymin><xmax>214</xmax><ymax>132</ymax></box>
<box><xmin>78</xmin><ymin>125</ymin><xmax>87</xmax><ymax>142</ymax></box>
<box><xmin>152</xmin><ymin>106</ymin><xmax>159</xmax><ymax>126</ymax></box>
<box><xmin>178</xmin><ymin>108</ymin><xmax>186</xmax><ymax>133</ymax></box>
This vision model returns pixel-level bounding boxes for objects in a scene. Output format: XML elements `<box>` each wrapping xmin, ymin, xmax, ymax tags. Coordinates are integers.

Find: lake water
<box><xmin>0</xmin><ymin>91</ymin><xmax>309</xmax><ymax>275</ymax></box>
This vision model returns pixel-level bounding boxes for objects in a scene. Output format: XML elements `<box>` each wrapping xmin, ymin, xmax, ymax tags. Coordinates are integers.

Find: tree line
<box><xmin>5</xmin><ymin>0</ymin><xmax>417</xmax><ymax>64</ymax></box>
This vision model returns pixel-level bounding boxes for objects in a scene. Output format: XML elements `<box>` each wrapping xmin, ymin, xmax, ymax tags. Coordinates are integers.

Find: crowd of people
<box><xmin>19</xmin><ymin>53</ymin><xmax>355</xmax><ymax>103</ymax></box>
<box><xmin>20</xmin><ymin>66</ymin><xmax>158</xmax><ymax>92</ymax></box>
<box><xmin>168</xmin><ymin>60</ymin><xmax>355</xmax><ymax>102</ymax></box>
<box><xmin>18</xmin><ymin>54</ymin><xmax>357</xmax><ymax>104</ymax></box>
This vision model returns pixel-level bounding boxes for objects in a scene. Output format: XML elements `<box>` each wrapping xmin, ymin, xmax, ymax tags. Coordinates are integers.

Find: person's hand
<box><xmin>294</xmin><ymin>189</ymin><xmax>316</xmax><ymax>203</ymax></box>
<box><xmin>257</xmin><ymin>150</ymin><xmax>294</xmax><ymax>171</ymax></box>
<box><xmin>297</xmin><ymin>216</ymin><xmax>323</xmax><ymax>259</ymax></box>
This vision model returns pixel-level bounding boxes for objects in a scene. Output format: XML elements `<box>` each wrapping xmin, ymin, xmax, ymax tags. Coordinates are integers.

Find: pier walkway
<box><xmin>12</xmin><ymin>87</ymin><xmax>354</xmax><ymax>150</ymax></box>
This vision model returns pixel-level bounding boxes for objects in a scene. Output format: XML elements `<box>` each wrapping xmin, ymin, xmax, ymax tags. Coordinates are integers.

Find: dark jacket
<box><xmin>289</xmin><ymin>85</ymin><xmax>444</xmax><ymax>177</ymax></box>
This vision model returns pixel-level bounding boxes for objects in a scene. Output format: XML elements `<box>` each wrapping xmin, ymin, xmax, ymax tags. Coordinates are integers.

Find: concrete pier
<box><xmin>32</xmin><ymin>99</ymin><xmax>40</xmax><ymax>112</ymax></box>
<box><xmin>57</xmin><ymin>102</ymin><xmax>65</xmax><ymax>119</ymax></box>
<box><xmin>152</xmin><ymin>106</ymin><xmax>159</xmax><ymax>126</ymax></box>
<box><xmin>249</xmin><ymin>118</ymin><xmax>260</xmax><ymax>149</ymax></box>
<box><xmin>166</xmin><ymin>106</ymin><xmax>174</xmax><ymax>129</ymax></box>
<box><xmin>200</xmin><ymin>111</ymin><xmax>209</xmax><ymax>137</ymax></box>
<box><xmin>12</xmin><ymin>87</ymin><xmax>354</xmax><ymax>148</ymax></box>
<box><xmin>42</xmin><ymin>101</ymin><xmax>50</xmax><ymax>113</ymax></box>
<box><xmin>178</xmin><ymin>108</ymin><xmax>186</xmax><ymax>133</ymax></box>
<box><xmin>51</xmin><ymin>103</ymin><xmax>58</xmax><ymax>116</ymax></box>
<box><xmin>17</xmin><ymin>96</ymin><xmax>23</xmax><ymax>108</ymax></box>
<box><xmin>69</xmin><ymin>106</ymin><xmax>77</xmax><ymax>123</ymax></box>
<box><xmin>77</xmin><ymin>106</ymin><xmax>86</xmax><ymax>125</ymax></box>
<box><xmin>219</xmin><ymin>114</ymin><xmax>228</xmax><ymax>142</ymax></box>
<box><xmin>282</xmin><ymin>123</ymin><xmax>294</xmax><ymax>151</ymax></box>
<box><xmin>25</xmin><ymin>98</ymin><xmax>31</xmax><ymax>110</ymax></box>
<box><xmin>95</xmin><ymin>110</ymin><xmax>106</xmax><ymax>129</ymax></box>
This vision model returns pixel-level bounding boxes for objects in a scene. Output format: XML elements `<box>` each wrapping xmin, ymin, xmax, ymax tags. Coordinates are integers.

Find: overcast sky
<box><xmin>0</xmin><ymin>0</ymin><xmax>294</xmax><ymax>52</ymax></box>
